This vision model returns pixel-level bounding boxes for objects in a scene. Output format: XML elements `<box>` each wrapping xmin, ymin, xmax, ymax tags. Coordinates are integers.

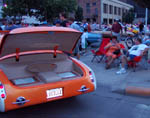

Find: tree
<box><xmin>38</xmin><ymin>0</ymin><xmax>77</xmax><ymax>22</ymax></box>
<box><xmin>133</xmin><ymin>0</ymin><xmax>150</xmax><ymax>8</ymax></box>
<box><xmin>122</xmin><ymin>9</ymin><xmax>135</xmax><ymax>24</ymax></box>
<box><xmin>75</xmin><ymin>6</ymin><xmax>83</xmax><ymax>21</ymax></box>
<box><xmin>2</xmin><ymin>0</ymin><xmax>44</xmax><ymax>19</ymax></box>
<box><xmin>2</xmin><ymin>0</ymin><xmax>77</xmax><ymax>22</ymax></box>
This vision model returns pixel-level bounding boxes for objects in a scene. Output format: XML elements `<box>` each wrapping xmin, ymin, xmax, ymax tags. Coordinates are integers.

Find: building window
<box><xmin>109</xmin><ymin>19</ymin><xmax>113</xmax><ymax>24</ymax></box>
<box><xmin>114</xmin><ymin>6</ymin><xmax>117</xmax><ymax>15</ymax></box>
<box><xmin>95</xmin><ymin>8</ymin><xmax>98</xmax><ymax>15</ymax></box>
<box><xmin>86</xmin><ymin>3</ymin><xmax>90</xmax><ymax>7</ymax></box>
<box><xmin>86</xmin><ymin>8</ymin><xmax>91</xmax><ymax>13</ymax></box>
<box><xmin>92</xmin><ymin>2</ymin><xmax>96</xmax><ymax>6</ymax></box>
<box><xmin>103</xmin><ymin>4</ymin><xmax>108</xmax><ymax>14</ymax></box>
<box><xmin>122</xmin><ymin>9</ymin><xmax>125</xmax><ymax>15</ymax></box>
<box><xmin>109</xmin><ymin>5</ymin><xmax>113</xmax><ymax>14</ymax></box>
<box><xmin>103</xmin><ymin>18</ymin><xmax>108</xmax><ymax>24</ymax></box>
<box><xmin>118</xmin><ymin>8</ymin><xmax>121</xmax><ymax>15</ymax></box>
<box><xmin>86</xmin><ymin>3</ymin><xmax>91</xmax><ymax>14</ymax></box>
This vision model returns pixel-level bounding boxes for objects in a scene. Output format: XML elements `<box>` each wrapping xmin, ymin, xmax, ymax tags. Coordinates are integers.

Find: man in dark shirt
<box><xmin>59</xmin><ymin>13</ymin><xmax>68</xmax><ymax>27</ymax></box>
<box><xmin>111</xmin><ymin>19</ymin><xmax>122</xmax><ymax>42</ymax></box>
<box><xmin>139</xmin><ymin>22</ymin><xmax>144</xmax><ymax>33</ymax></box>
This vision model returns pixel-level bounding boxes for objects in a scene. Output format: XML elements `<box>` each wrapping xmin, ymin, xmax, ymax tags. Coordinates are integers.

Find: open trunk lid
<box><xmin>0</xmin><ymin>27</ymin><xmax>82</xmax><ymax>57</ymax></box>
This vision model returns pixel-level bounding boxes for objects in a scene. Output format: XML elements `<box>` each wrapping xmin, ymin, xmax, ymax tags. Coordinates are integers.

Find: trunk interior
<box><xmin>0</xmin><ymin>53</ymin><xmax>83</xmax><ymax>87</ymax></box>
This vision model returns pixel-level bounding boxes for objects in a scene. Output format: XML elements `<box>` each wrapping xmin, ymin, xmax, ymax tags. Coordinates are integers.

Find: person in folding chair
<box><xmin>104</xmin><ymin>36</ymin><xmax>121</xmax><ymax>69</ymax></box>
<box><xmin>116</xmin><ymin>38</ymin><xmax>148</xmax><ymax>74</ymax></box>
<box><xmin>91</xmin><ymin>36</ymin><xmax>110</xmax><ymax>63</ymax></box>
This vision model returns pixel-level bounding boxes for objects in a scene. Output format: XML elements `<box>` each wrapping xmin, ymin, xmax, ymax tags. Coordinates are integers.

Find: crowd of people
<box><xmin>53</xmin><ymin>13</ymin><xmax>100</xmax><ymax>59</ymax></box>
<box><xmin>0</xmin><ymin>13</ymin><xmax>150</xmax><ymax>75</ymax></box>
<box><xmin>56</xmin><ymin>16</ymin><xmax>150</xmax><ymax>75</ymax></box>
<box><xmin>103</xmin><ymin>19</ymin><xmax>150</xmax><ymax>74</ymax></box>
<box><xmin>0</xmin><ymin>13</ymin><xmax>98</xmax><ymax>60</ymax></box>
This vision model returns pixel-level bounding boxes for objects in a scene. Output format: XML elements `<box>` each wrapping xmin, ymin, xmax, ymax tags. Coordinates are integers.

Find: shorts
<box><xmin>128</xmin><ymin>54</ymin><xmax>136</xmax><ymax>60</ymax></box>
<box><xmin>106</xmin><ymin>52</ymin><xmax>117</xmax><ymax>59</ymax></box>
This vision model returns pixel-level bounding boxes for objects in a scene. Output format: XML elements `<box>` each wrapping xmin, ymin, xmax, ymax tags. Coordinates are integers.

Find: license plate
<box><xmin>46</xmin><ymin>88</ymin><xmax>63</xmax><ymax>99</ymax></box>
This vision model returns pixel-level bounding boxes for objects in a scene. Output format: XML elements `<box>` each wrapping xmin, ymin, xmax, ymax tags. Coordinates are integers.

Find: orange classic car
<box><xmin>0</xmin><ymin>26</ymin><xmax>96</xmax><ymax>112</ymax></box>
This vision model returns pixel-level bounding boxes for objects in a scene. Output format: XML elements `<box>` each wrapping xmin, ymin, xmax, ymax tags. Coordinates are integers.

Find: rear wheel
<box><xmin>125</xmin><ymin>37</ymin><xmax>134</xmax><ymax>49</ymax></box>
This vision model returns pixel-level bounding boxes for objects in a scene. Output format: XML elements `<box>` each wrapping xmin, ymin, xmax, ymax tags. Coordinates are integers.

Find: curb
<box><xmin>111</xmin><ymin>83</ymin><xmax>126</xmax><ymax>94</ymax></box>
<box><xmin>126</xmin><ymin>86</ymin><xmax>150</xmax><ymax>96</ymax></box>
<box><xmin>112</xmin><ymin>85</ymin><xmax>150</xmax><ymax>97</ymax></box>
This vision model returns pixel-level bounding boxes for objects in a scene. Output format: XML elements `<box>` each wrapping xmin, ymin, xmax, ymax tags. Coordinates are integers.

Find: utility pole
<box><xmin>145</xmin><ymin>8</ymin><xmax>148</xmax><ymax>27</ymax></box>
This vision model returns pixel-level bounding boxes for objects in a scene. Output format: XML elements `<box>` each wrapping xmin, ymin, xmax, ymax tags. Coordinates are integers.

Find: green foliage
<box><xmin>122</xmin><ymin>9</ymin><xmax>135</xmax><ymax>24</ymax></box>
<box><xmin>39</xmin><ymin>0</ymin><xmax>77</xmax><ymax>21</ymax></box>
<box><xmin>133</xmin><ymin>0</ymin><xmax>150</xmax><ymax>8</ymax></box>
<box><xmin>2</xmin><ymin>0</ymin><xmax>77</xmax><ymax>21</ymax></box>
<box><xmin>75</xmin><ymin>6</ymin><xmax>83</xmax><ymax>21</ymax></box>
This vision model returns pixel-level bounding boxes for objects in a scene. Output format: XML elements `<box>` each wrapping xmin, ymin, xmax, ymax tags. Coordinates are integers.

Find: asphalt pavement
<box><xmin>1</xmin><ymin>47</ymin><xmax>150</xmax><ymax>118</ymax></box>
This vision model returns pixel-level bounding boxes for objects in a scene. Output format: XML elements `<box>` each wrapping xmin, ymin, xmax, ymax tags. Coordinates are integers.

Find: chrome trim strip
<box><xmin>78</xmin><ymin>88</ymin><xmax>90</xmax><ymax>92</ymax></box>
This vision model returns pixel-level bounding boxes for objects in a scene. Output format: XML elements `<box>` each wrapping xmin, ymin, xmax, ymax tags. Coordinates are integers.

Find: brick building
<box><xmin>76</xmin><ymin>0</ymin><xmax>101</xmax><ymax>24</ymax></box>
<box><xmin>77</xmin><ymin>0</ymin><xmax>133</xmax><ymax>24</ymax></box>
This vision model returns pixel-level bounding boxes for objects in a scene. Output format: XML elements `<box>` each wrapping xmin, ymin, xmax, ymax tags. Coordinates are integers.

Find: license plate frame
<box><xmin>46</xmin><ymin>88</ymin><xmax>63</xmax><ymax>99</ymax></box>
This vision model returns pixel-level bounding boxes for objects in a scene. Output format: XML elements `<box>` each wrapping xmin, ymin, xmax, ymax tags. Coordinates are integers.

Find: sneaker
<box><xmin>116</xmin><ymin>68</ymin><xmax>126</xmax><ymax>74</ymax></box>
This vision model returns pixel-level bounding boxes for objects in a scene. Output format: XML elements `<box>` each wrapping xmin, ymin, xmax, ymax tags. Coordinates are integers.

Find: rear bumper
<box><xmin>3</xmin><ymin>78</ymin><xmax>95</xmax><ymax>112</ymax></box>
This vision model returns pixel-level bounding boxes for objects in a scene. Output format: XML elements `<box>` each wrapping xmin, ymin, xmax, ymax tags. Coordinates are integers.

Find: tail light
<box><xmin>0</xmin><ymin>82</ymin><xmax>6</xmax><ymax>99</ymax></box>
<box><xmin>0</xmin><ymin>84</ymin><xmax>4</xmax><ymax>89</ymax></box>
<box><xmin>1</xmin><ymin>94</ymin><xmax>5</xmax><ymax>98</ymax></box>
<box><xmin>88</xmin><ymin>70</ymin><xmax>97</xmax><ymax>90</ymax></box>
<box><xmin>89</xmin><ymin>71</ymin><xmax>94</xmax><ymax>83</ymax></box>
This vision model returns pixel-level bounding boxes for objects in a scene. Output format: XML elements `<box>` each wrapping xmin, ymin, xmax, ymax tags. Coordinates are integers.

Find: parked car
<box><xmin>71</xmin><ymin>23</ymin><xmax>102</xmax><ymax>44</ymax></box>
<box><xmin>86</xmin><ymin>33</ymin><xmax>102</xmax><ymax>48</ymax></box>
<box><xmin>93</xmin><ymin>27</ymin><xmax>111</xmax><ymax>37</ymax></box>
<box><xmin>87</xmin><ymin>32</ymin><xmax>102</xmax><ymax>44</ymax></box>
<box><xmin>0</xmin><ymin>27</ymin><xmax>96</xmax><ymax>112</ymax></box>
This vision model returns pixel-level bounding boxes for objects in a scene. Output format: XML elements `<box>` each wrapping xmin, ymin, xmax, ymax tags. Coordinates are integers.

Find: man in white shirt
<box><xmin>81</xmin><ymin>28</ymin><xmax>88</xmax><ymax>54</ymax></box>
<box><xmin>116</xmin><ymin>38</ymin><xmax>148</xmax><ymax>74</ymax></box>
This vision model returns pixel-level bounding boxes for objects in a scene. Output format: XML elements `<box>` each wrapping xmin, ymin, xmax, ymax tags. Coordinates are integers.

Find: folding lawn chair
<box><xmin>128</xmin><ymin>56</ymin><xmax>142</xmax><ymax>72</ymax></box>
<box><xmin>91</xmin><ymin>37</ymin><xmax>110</xmax><ymax>63</ymax></box>
<box><xmin>127</xmin><ymin>48</ymin><xmax>149</xmax><ymax>72</ymax></box>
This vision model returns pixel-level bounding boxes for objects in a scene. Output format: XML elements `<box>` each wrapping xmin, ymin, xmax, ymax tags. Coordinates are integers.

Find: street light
<box><xmin>3</xmin><ymin>4</ymin><xmax>7</xmax><ymax>8</ymax></box>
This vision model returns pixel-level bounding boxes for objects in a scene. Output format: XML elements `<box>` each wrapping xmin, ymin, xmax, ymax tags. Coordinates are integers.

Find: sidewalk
<box><xmin>80</xmin><ymin>49</ymin><xmax>150</xmax><ymax>97</ymax></box>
